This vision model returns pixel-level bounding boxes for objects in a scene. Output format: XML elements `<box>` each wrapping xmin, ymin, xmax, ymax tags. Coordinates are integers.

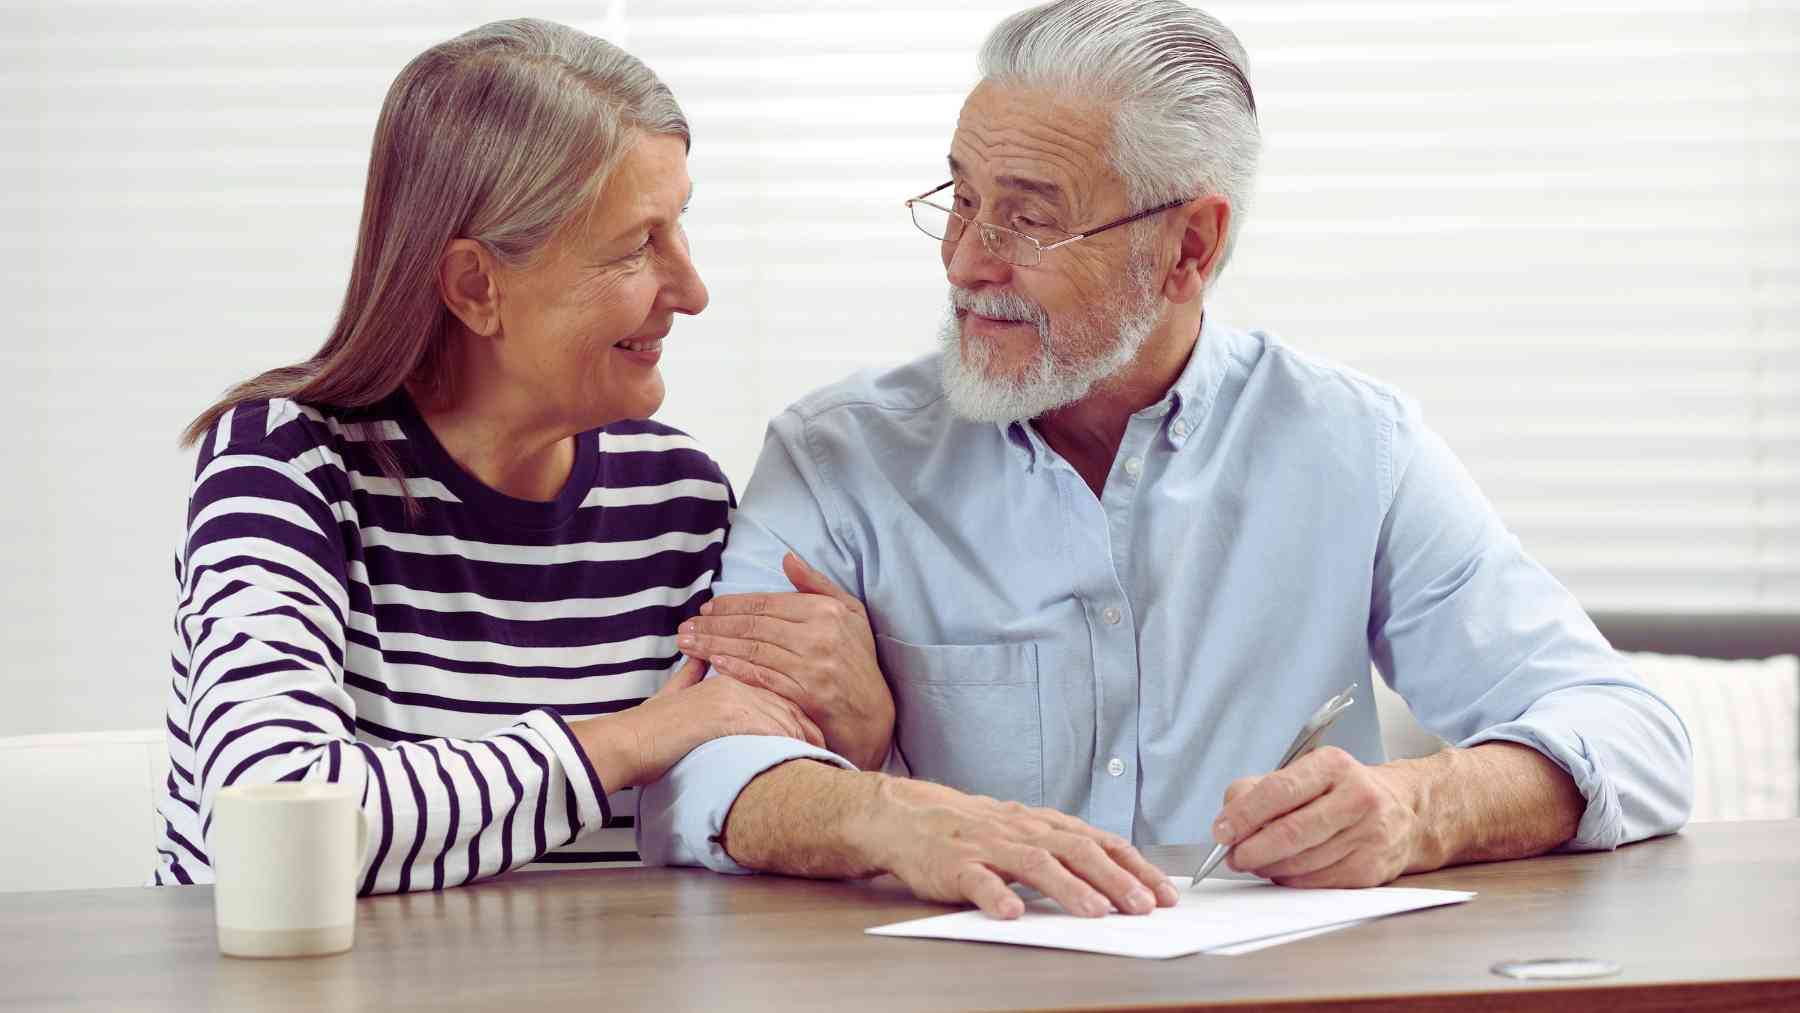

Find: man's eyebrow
<box><xmin>945</xmin><ymin>156</ymin><xmax>1065</xmax><ymax>204</ymax></box>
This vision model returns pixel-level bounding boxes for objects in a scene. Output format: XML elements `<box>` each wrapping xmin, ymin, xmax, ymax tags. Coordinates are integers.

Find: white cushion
<box><xmin>1373</xmin><ymin>674</ymin><xmax>1447</xmax><ymax>760</ymax></box>
<box><xmin>0</xmin><ymin>730</ymin><xmax>166</xmax><ymax>892</ymax></box>
<box><xmin>1626</xmin><ymin>653</ymin><xmax>1800</xmax><ymax>822</ymax></box>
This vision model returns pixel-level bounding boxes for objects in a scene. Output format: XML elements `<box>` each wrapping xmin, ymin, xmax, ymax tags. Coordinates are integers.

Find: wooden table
<box><xmin>5</xmin><ymin>820</ymin><xmax>1797</xmax><ymax>1011</ymax></box>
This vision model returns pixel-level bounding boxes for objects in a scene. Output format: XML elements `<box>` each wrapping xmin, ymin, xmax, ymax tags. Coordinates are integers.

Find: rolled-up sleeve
<box><xmin>637</xmin><ymin>409</ymin><xmax>871</xmax><ymax>871</ymax></box>
<box><xmin>1368</xmin><ymin>398</ymin><xmax>1693</xmax><ymax>850</ymax></box>
<box><xmin>636</xmin><ymin>736</ymin><xmax>855</xmax><ymax>871</ymax></box>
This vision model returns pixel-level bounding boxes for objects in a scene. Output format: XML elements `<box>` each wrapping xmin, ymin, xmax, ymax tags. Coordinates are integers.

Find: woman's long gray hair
<box><xmin>181</xmin><ymin>18</ymin><xmax>687</xmax><ymax>457</ymax></box>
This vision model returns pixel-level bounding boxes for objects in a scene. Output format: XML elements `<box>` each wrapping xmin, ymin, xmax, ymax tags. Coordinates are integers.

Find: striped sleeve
<box><xmin>176</xmin><ymin>446</ymin><xmax>611</xmax><ymax>895</ymax></box>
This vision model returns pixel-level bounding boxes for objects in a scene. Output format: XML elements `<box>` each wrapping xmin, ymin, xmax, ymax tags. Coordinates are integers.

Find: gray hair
<box><xmin>978</xmin><ymin>1</ymin><xmax>1261</xmax><ymax>277</ymax></box>
<box><xmin>184</xmin><ymin>18</ymin><xmax>686</xmax><ymax>450</ymax></box>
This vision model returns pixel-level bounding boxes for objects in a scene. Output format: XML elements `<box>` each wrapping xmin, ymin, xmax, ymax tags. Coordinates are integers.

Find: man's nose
<box><xmin>944</xmin><ymin>222</ymin><xmax>1012</xmax><ymax>289</ymax></box>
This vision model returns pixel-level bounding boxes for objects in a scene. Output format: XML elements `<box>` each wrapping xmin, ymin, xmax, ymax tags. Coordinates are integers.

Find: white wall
<box><xmin>3</xmin><ymin>0</ymin><xmax>1795</xmax><ymax>737</ymax></box>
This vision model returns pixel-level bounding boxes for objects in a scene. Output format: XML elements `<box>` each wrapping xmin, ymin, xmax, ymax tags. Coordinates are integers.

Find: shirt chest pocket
<box><xmin>874</xmin><ymin>636</ymin><xmax>1044</xmax><ymax>807</ymax></box>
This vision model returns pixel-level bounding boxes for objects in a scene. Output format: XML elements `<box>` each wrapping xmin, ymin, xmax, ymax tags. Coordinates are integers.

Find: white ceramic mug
<box><xmin>211</xmin><ymin>782</ymin><xmax>368</xmax><ymax>958</ymax></box>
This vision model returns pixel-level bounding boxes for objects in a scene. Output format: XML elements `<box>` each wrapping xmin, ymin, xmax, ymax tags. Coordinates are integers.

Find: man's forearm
<box><xmin>1396</xmin><ymin>741</ymin><xmax>1585</xmax><ymax>872</ymax></box>
<box><xmin>718</xmin><ymin>759</ymin><xmax>890</xmax><ymax>878</ymax></box>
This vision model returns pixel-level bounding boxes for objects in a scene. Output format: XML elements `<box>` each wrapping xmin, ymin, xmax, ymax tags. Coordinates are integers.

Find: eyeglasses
<box><xmin>904</xmin><ymin>181</ymin><xmax>1193</xmax><ymax>267</ymax></box>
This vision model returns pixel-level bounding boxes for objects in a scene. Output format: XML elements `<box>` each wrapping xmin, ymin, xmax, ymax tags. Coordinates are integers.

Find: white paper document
<box><xmin>866</xmin><ymin>877</ymin><xmax>1473</xmax><ymax>960</ymax></box>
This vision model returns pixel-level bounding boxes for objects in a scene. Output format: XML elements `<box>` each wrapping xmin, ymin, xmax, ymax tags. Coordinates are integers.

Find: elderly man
<box><xmin>639</xmin><ymin>0</ymin><xmax>1692</xmax><ymax>920</ymax></box>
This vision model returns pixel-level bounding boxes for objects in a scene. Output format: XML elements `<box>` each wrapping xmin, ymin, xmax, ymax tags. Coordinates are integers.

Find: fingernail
<box><xmin>679</xmin><ymin>620</ymin><xmax>695</xmax><ymax>634</ymax></box>
<box><xmin>713</xmin><ymin>656</ymin><xmax>735</xmax><ymax>672</ymax></box>
<box><xmin>699</xmin><ymin>602</ymin><xmax>713</xmax><ymax>615</ymax></box>
<box><xmin>1128</xmin><ymin>888</ymin><xmax>1154</xmax><ymax>913</ymax></box>
<box><xmin>1155</xmin><ymin>881</ymin><xmax>1180</xmax><ymax>905</ymax></box>
<box><xmin>1083</xmin><ymin>897</ymin><xmax>1108</xmax><ymax>917</ymax></box>
<box><xmin>1213</xmin><ymin>819</ymin><xmax>1233</xmax><ymax>844</ymax></box>
<box><xmin>677</xmin><ymin>634</ymin><xmax>695</xmax><ymax>649</ymax></box>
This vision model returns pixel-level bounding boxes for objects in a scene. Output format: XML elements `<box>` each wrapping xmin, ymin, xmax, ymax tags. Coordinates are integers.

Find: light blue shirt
<box><xmin>638</xmin><ymin>318</ymin><xmax>1693</xmax><ymax>872</ymax></box>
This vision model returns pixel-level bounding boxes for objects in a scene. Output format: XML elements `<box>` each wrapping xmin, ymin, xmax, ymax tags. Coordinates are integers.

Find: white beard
<box><xmin>938</xmin><ymin>253</ymin><xmax>1162</xmax><ymax>425</ymax></box>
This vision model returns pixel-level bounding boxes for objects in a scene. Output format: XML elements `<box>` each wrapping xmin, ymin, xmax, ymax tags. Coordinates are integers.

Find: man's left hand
<box><xmin>677</xmin><ymin>552</ymin><xmax>895</xmax><ymax>771</ymax></box>
<box><xmin>1213</xmin><ymin>746</ymin><xmax>1429</xmax><ymax>888</ymax></box>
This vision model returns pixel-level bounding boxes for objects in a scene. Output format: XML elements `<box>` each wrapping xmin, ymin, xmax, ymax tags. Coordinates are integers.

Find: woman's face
<box><xmin>491</xmin><ymin>134</ymin><xmax>708</xmax><ymax>429</ymax></box>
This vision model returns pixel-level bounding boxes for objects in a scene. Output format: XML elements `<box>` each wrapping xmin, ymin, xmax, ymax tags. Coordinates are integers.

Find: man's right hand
<box><xmin>855</xmin><ymin>777</ymin><xmax>1180</xmax><ymax>920</ymax></box>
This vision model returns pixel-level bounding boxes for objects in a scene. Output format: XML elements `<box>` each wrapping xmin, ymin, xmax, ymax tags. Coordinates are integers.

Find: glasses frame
<box><xmin>904</xmin><ymin>180</ymin><xmax>1194</xmax><ymax>267</ymax></box>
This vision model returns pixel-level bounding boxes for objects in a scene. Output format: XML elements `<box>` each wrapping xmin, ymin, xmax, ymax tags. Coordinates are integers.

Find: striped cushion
<box><xmin>1627</xmin><ymin>653</ymin><xmax>1800</xmax><ymax>822</ymax></box>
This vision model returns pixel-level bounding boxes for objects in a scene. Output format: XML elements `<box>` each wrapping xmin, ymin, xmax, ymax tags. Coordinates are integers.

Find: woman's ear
<box><xmin>438</xmin><ymin>238</ymin><xmax>502</xmax><ymax>337</ymax></box>
<box><xmin>1161</xmin><ymin>195</ymin><xmax>1232</xmax><ymax>306</ymax></box>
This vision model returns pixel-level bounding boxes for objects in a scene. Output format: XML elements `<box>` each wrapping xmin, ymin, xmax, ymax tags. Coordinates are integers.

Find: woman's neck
<box><xmin>407</xmin><ymin>377</ymin><xmax>579</xmax><ymax>504</ymax></box>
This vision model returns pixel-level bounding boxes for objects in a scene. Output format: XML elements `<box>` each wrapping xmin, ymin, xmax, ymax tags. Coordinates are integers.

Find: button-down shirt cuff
<box><xmin>1458</xmin><ymin>723</ymin><xmax>1624</xmax><ymax>852</ymax></box>
<box><xmin>635</xmin><ymin>735</ymin><xmax>855</xmax><ymax>874</ymax></box>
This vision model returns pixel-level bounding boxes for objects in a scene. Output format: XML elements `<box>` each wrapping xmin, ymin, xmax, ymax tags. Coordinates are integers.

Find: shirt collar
<box><xmin>1160</xmin><ymin>313</ymin><xmax>1234</xmax><ymax>451</ymax></box>
<box><xmin>997</xmin><ymin>314</ymin><xmax>1234</xmax><ymax>469</ymax></box>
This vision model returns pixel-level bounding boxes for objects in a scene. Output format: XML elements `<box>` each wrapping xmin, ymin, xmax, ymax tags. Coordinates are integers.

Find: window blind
<box><xmin>632</xmin><ymin>0</ymin><xmax>1798</xmax><ymax>614</ymax></box>
<box><xmin>1</xmin><ymin>0</ymin><xmax>1791</xmax><ymax>734</ymax></box>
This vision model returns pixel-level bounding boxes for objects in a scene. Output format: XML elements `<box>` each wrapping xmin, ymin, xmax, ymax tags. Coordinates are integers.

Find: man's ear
<box><xmin>438</xmin><ymin>238</ymin><xmax>502</xmax><ymax>337</ymax></box>
<box><xmin>1161</xmin><ymin>195</ymin><xmax>1232</xmax><ymax>305</ymax></box>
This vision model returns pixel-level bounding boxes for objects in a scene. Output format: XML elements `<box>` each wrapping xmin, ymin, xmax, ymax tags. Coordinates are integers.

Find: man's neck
<box><xmin>1034</xmin><ymin>309</ymin><xmax>1203</xmax><ymax>498</ymax></box>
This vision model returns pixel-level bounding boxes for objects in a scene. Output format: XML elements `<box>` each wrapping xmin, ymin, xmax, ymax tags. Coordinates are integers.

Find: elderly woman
<box><xmin>153</xmin><ymin>19</ymin><xmax>827</xmax><ymax>894</ymax></box>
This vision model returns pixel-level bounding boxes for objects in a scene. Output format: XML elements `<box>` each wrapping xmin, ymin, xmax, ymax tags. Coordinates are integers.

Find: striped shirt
<box><xmin>152</xmin><ymin>392</ymin><xmax>731</xmax><ymax>894</ymax></box>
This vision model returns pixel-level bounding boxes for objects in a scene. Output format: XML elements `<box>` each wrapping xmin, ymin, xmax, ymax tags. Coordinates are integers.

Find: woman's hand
<box><xmin>676</xmin><ymin>552</ymin><xmax>896</xmax><ymax>771</ymax></box>
<box><xmin>576</xmin><ymin>657</ymin><xmax>826</xmax><ymax>789</ymax></box>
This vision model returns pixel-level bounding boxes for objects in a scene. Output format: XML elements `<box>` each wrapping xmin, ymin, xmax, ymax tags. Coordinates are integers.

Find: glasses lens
<box><xmin>910</xmin><ymin>202</ymin><xmax>959</xmax><ymax>242</ymax></box>
<box><xmin>980</xmin><ymin>224</ymin><xmax>1041</xmax><ymax>267</ymax></box>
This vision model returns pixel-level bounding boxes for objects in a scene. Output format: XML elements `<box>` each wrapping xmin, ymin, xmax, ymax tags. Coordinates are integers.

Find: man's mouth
<box><xmin>963</xmin><ymin>311</ymin><xmax>1032</xmax><ymax>327</ymax></box>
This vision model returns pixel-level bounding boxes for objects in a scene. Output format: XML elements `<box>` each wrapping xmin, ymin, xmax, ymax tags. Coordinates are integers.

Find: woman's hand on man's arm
<box><xmin>676</xmin><ymin>552</ymin><xmax>897</xmax><ymax>771</ymax></box>
<box><xmin>575</xmin><ymin>656</ymin><xmax>825</xmax><ymax>791</ymax></box>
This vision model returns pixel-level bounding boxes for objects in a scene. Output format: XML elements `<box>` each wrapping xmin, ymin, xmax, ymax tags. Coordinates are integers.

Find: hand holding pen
<box><xmin>1191</xmin><ymin>680</ymin><xmax>1437</xmax><ymax>890</ymax></box>
<box><xmin>1191</xmin><ymin>684</ymin><xmax>1358</xmax><ymax>887</ymax></box>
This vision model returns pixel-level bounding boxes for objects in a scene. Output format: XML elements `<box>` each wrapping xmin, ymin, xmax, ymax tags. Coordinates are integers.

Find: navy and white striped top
<box><xmin>153</xmin><ymin>392</ymin><xmax>731</xmax><ymax>894</ymax></box>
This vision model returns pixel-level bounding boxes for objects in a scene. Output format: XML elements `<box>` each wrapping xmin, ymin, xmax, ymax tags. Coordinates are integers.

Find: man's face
<box><xmin>937</xmin><ymin>81</ymin><xmax>1164</xmax><ymax>423</ymax></box>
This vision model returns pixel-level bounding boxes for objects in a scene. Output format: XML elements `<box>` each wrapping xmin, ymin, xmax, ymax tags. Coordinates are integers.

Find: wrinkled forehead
<box><xmin>949</xmin><ymin>80</ymin><xmax>1124</xmax><ymax>219</ymax></box>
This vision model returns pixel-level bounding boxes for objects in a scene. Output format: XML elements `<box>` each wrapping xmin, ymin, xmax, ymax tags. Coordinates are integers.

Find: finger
<box><xmin>730</xmin><ymin>687</ymin><xmax>824</xmax><ymax>748</ymax></box>
<box><xmin>653</xmin><ymin>656</ymin><xmax>706</xmax><ymax>698</ymax></box>
<box><xmin>783</xmin><ymin>698</ymin><xmax>826</xmax><ymax>748</ymax></box>
<box><xmin>712</xmin><ymin>655</ymin><xmax>812</xmax><ymax>708</ymax></box>
<box><xmin>954</xmin><ymin>864</ymin><xmax>1025</xmax><ymax>920</ymax></box>
<box><xmin>988</xmin><ymin>842</ymin><xmax>1110</xmax><ymax>918</ymax></box>
<box><xmin>1249</xmin><ymin>825</ymin><xmax>1362</xmax><ymax>881</ymax></box>
<box><xmin>1270</xmin><ymin>849</ymin><xmax>1377</xmax><ymax>890</ymax></box>
<box><xmin>677</xmin><ymin>631</ymin><xmax>805</xmax><ymax>674</ymax></box>
<box><xmin>1226</xmin><ymin>791</ymin><xmax>1353</xmax><ymax>872</ymax></box>
<box><xmin>1215</xmin><ymin>748</ymin><xmax>1348</xmax><ymax>849</ymax></box>
<box><xmin>740</xmin><ymin>684</ymin><xmax>826</xmax><ymax>748</ymax></box>
<box><xmin>1099</xmin><ymin>837</ymin><xmax>1180</xmax><ymax>908</ymax></box>
<box><xmin>782</xmin><ymin>552</ymin><xmax>862</xmax><ymax>610</ymax></box>
<box><xmin>682</xmin><ymin>612</ymin><xmax>803</xmax><ymax>645</ymax></box>
<box><xmin>1033</xmin><ymin>810</ymin><xmax>1178</xmax><ymax>908</ymax></box>
<box><xmin>1038</xmin><ymin>831</ymin><xmax>1158</xmax><ymax>915</ymax></box>
<box><xmin>1222</xmin><ymin>775</ymin><xmax>1263</xmax><ymax>807</ymax></box>
<box><xmin>698</xmin><ymin>593</ymin><xmax>821</xmax><ymax>622</ymax></box>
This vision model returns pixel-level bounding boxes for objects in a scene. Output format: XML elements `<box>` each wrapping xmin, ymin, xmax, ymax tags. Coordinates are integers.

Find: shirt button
<box><xmin>1102</xmin><ymin>606</ymin><xmax>1122</xmax><ymax>625</ymax></box>
<box><xmin>1107</xmin><ymin>757</ymin><xmax>1126</xmax><ymax>777</ymax></box>
<box><xmin>1172</xmin><ymin>420</ymin><xmax>1189</xmax><ymax>440</ymax></box>
<box><xmin>1124</xmin><ymin>457</ymin><xmax>1142</xmax><ymax>479</ymax></box>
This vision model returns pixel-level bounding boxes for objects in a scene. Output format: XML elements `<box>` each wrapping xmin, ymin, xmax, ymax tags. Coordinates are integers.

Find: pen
<box><xmin>1189</xmin><ymin>682</ymin><xmax>1358</xmax><ymax>890</ymax></box>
